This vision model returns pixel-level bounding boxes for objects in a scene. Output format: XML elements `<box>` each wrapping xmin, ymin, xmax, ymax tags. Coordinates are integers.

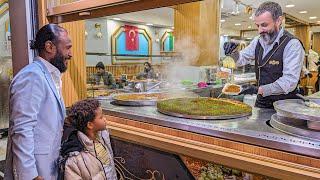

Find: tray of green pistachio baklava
<box><xmin>157</xmin><ymin>97</ymin><xmax>252</xmax><ymax>120</ymax></box>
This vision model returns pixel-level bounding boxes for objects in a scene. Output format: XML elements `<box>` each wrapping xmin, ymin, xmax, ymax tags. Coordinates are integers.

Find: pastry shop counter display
<box><xmin>101</xmin><ymin>97</ymin><xmax>320</xmax><ymax>179</ymax></box>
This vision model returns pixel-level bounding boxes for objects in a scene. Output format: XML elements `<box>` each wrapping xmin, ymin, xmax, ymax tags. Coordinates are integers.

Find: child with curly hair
<box><xmin>59</xmin><ymin>99</ymin><xmax>117</xmax><ymax>180</ymax></box>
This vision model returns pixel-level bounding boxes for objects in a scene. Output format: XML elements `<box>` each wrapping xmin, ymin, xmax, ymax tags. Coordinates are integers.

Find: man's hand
<box><xmin>33</xmin><ymin>176</ymin><xmax>44</xmax><ymax>180</ymax></box>
<box><xmin>258</xmin><ymin>87</ymin><xmax>264</xmax><ymax>96</ymax></box>
<box><xmin>239</xmin><ymin>85</ymin><xmax>258</xmax><ymax>95</ymax></box>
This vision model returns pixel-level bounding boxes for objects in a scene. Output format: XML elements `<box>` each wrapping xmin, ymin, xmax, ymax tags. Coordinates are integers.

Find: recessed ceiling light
<box><xmin>285</xmin><ymin>4</ymin><xmax>295</xmax><ymax>8</ymax></box>
<box><xmin>299</xmin><ymin>11</ymin><xmax>307</xmax><ymax>14</ymax></box>
<box><xmin>146</xmin><ymin>23</ymin><xmax>153</xmax><ymax>26</ymax></box>
<box><xmin>220</xmin><ymin>19</ymin><xmax>226</xmax><ymax>22</ymax></box>
<box><xmin>248</xmin><ymin>26</ymin><xmax>252</xmax><ymax>29</ymax></box>
<box><xmin>309</xmin><ymin>16</ymin><xmax>317</xmax><ymax>20</ymax></box>
<box><xmin>235</xmin><ymin>23</ymin><xmax>241</xmax><ymax>26</ymax></box>
<box><xmin>112</xmin><ymin>17</ymin><xmax>121</xmax><ymax>21</ymax></box>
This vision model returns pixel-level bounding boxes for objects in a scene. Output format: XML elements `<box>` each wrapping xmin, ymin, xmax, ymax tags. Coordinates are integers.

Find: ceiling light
<box><xmin>309</xmin><ymin>16</ymin><xmax>317</xmax><ymax>20</ymax></box>
<box><xmin>248</xmin><ymin>26</ymin><xmax>252</xmax><ymax>29</ymax></box>
<box><xmin>223</xmin><ymin>34</ymin><xmax>229</xmax><ymax>37</ymax></box>
<box><xmin>220</xmin><ymin>19</ymin><xmax>226</xmax><ymax>22</ymax></box>
<box><xmin>246</xmin><ymin>37</ymin><xmax>252</xmax><ymax>40</ymax></box>
<box><xmin>235</xmin><ymin>23</ymin><xmax>241</xmax><ymax>26</ymax></box>
<box><xmin>285</xmin><ymin>4</ymin><xmax>295</xmax><ymax>8</ymax></box>
<box><xmin>146</xmin><ymin>23</ymin><xmax>153</xmax><ymax>26</ymax></box>
<box><xmin>299</xmin><ymin>11</ymin><xmax>307</xmax><ymax>14</ymax></box>
<box><xmin>112</xmin><ymin>17</ymin><xmax>121</xmax><ymax>21</ymax></box>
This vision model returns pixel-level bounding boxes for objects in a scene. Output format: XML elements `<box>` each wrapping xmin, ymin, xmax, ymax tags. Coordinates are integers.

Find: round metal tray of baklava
<box><xmin>273</xmin><ymin>99</ymin><xmax>320</xmax><ymax>122</ymax></box>
<box><xmin>111</xmin><ymin>92</ymin><xmax>166</xmax><ymax>106</ymax></box>
<box><xmin>270</xmin><ymin>114</ymin><xmax>320</xmax><ymax>141</ymax></box>
<box><xmin>157</xmin><ymin>108</ymin><xmax>251</xmax><ymax>120</ymax></box>
<box><xmin>157</xmin><ymin>98</ymin><xmax>252</xmax><ymax>120</ymax></box>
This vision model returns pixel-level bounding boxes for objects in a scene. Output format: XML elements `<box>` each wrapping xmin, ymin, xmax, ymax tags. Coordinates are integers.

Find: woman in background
<box><xmin>136</xmin><ymin>62</ymin><xmax>156</xmax><ymax>80</ymax></box>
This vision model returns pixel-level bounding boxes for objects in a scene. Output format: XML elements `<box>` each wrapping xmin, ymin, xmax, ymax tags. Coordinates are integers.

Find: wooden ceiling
<box><xmin>47</xmin><ymin>0</ymin><xmax>203</xmax><ymax>24</ymax></box>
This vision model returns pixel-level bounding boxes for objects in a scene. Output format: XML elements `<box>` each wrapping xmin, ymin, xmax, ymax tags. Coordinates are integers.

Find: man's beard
<box><xmin>260</xmin><ymin>28</ymin><xmax>279</xmax><ymax>45</ymax></box>
<box><xmin>50</xmin><ymin>51</ymin><xmax>68</xmax><ymax>73</ymax></box>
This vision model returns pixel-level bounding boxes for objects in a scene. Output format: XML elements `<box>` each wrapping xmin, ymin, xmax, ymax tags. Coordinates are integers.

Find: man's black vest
<box><xmin>254</xmin><ymin>30</ymin><xmax>301</xmax><ymax>108</ymax></box>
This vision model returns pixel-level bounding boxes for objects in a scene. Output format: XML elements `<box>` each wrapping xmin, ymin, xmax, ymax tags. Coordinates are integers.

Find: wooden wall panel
<box><xmin>312</xmin><ymin>32</ymin><xmax>320</xmax><ymax>54</ymax></box>
<box><xmin>38</xmin><ymin>0</ymin><xmax>48</xmax><ymax>27</ymax></box>
<box><xmin>59</xmin><ymin>21</ymin><xmax>87</xmax><ymax>107</ymax></box>
<box><xmin>295</xmin><ymin>25</ymin><xmax>310</xmax><ymax>51</ymax></box>
<box><xmin>174</xmin><ymin>1</ymin><xmax>200</xmax><ymax>53</ymax></box>
<box><xmin>174</xmin><ymin>0</ymin><xmax>220</xmax><ymax>66</ymax></box>
<box><xmin>86</xmin><ymin>64</ymin><xmax>166</xmax><ymax>81</ymax></box>
<box><xmin>198</xmin><ymin>0</ymin><xmax>220</xmax><ymax>66</ymax></box>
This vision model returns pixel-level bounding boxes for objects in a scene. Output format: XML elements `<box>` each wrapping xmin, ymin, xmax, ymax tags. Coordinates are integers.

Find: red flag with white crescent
<box><xmin>125</xmin><ymin>25</ymin><xmax>139</xmax><ymax>51</ymax></box>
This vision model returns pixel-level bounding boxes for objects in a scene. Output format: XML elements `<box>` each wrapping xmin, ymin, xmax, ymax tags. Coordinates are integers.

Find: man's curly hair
<box><xmin>67</xmin><ymin>99</ymin><xmax>100</xmax><ymax>133</ymax></box>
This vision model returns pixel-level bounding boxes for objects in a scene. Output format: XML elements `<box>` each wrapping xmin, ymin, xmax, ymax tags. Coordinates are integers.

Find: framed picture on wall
<box><xmin>111</xmin><ymin>25</ymin><xmax>152</xmax><ymax>64</ymax></box>
<box><xmin>160</xmin><ymin>31</ymin><xmax>174</xmax><ymax>52</ymax></box>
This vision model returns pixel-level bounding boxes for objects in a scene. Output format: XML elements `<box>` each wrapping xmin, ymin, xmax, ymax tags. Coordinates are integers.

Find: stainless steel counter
<box><xmin>101</xmin><ymin>100</ymin><xmax>320</xmax><ymax>158</ymax></box>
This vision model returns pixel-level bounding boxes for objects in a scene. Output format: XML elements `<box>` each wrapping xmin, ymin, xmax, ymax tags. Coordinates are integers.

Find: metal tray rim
<box><xmin>274</xmin><ymin>99</ymin><xmax>320</xmax><ymax>122</ymax></box>
<box><xmin>111</xmin><ymin>92</ymin><xmax>165</xmax><ymax>106</ymax></box>
<box><xmin>157</xmin><ymin>108</ymin><xmax>252</xmax><ymax>120</ymax></box>
<box><xmin>112</xmin><ymin>100</ymin><xmax>156</xmax><ymax>106</ymax></box>
<box><xmin>270</xmin><ymin>114</ymin><xmax>320</xmax><ymax>141</ymax></box>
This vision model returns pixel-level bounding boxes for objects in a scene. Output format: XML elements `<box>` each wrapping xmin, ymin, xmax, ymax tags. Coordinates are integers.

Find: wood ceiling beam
<box><xmin>284</xmin><ymin>12</ymin><xmax>309</xmax><ymax>26</ymax></box>
<box><xmin>47</xmin><ymin>0</ymin><xmax>202</xmax><ymax>24</ymax></box>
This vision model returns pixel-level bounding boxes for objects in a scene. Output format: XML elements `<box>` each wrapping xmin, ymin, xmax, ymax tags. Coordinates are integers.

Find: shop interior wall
<box><xmin>85</xmin><ymin>19</ymin><xmax>172</xmax><ymax>66</ymax></box>
<box><xmin>58</xmin><ymin>21</ymin><xmax>87</xmax><ymax>107</ymax></box>
<box><xmin>312</xmin><ymin>32</ymin><xmax>320</xmax><ymax>54</ymax></box>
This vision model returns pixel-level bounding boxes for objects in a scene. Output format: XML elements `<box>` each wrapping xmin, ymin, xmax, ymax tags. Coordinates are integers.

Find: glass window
<box><xmin>85</xmin><ymin>8</ymin><xmax>177</xmax><ymax>97</ymax></box>
<box><xmin>0</xmin><ymin>0</ymin><xmax>11</xmax><ymax>130</ymax></box>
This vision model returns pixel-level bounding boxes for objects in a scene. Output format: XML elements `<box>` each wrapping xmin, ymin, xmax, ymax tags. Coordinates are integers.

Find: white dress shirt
<box><xmin>237</xmin><ymin>28</ymin><xmax>305</xmax><ymax>97</ymax></box>
<box><xmin>38</xmin><ymin>57</ymin><xmax>62</xmax><ymax>98</ymax></box>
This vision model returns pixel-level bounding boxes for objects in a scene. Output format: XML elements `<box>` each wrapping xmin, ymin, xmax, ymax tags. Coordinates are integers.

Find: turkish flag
<box><xmin>125</xmin><ymin>25</ymin><xmax>139</xmax><ymax>51</ymax></box>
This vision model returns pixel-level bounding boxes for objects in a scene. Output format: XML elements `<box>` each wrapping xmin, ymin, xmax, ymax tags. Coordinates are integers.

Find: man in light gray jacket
<box><xmin>5</xmin><ymin>24</ymin><xmax>72</xmax><ymax>180</ymax></box>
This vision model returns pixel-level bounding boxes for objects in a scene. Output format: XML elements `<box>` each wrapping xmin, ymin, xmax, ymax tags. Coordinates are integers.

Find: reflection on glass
<box><xmin>0</xmin><ymin>0</ymin><xmax>12</xmax><ymax>130</ymax></box>
<box><xmin>85</xmin><ymin>7</ymin><xmax>179</xmax><ymax>97</ymax></box>
<box><xmin>83</xmin><ymin>1</ymin><xmax>225</xmax><ymax>99</ymax></box>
